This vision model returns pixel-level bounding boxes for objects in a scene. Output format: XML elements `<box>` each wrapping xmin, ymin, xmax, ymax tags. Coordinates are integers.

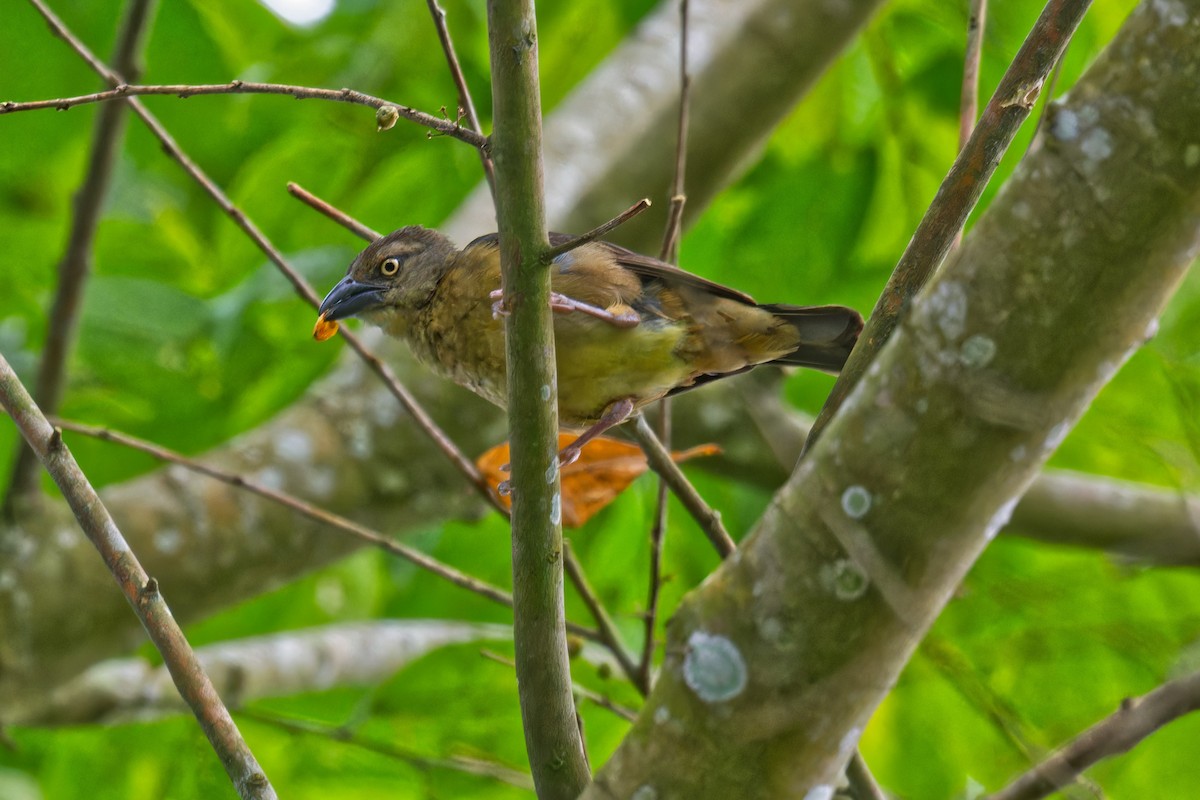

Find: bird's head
<box><xmin>317</xmin><ymin>226</ymin><xmax>457</xmax><ymax>334</ymax></box>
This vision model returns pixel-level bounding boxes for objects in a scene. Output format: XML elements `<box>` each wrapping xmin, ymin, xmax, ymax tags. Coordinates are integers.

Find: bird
<box><xmin>316</xmin><ymin>225</ymin><xmax>863</xmax><ymax>465</ymax></box>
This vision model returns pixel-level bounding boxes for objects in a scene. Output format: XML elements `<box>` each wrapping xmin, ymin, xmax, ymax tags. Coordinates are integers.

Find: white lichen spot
<box><xmin>914</xmin><ymin>397</ymin><xmax>929</xmax><ymax>415</ymax></box>
<box><xmin>154</xmin><ymin>527</ymin><xmax>182</xmax><ymax>555</ymax></box>
<box><xmin>683</xmin><ymin>631</ymin><xmax>748</xmax><ymax>703</ymax></box>
<box><xmin>540</xmin><ymin>384</ymin><xmax>551</xmax><ymax>402</ymax></box>
<box><xmin>1186</xmin><ymin>144</ymin><xmax>1200</xmax><ymax>168</ymax></box>
<box><xmin>819</xmin><ymin>558</ymin><xmax>870</xmax><ymax>601</ymax></box>
<box><xmin>1044</xmin><ymin>422</ymin><xmax>1070</xmax><ymax>453</ymax></box>
<box><xmin>930</xmin><ymin>281</ymin><xmax>968</xmax><ymax>341</ymax></box>
<box><xmin>841</xmin><ymin>485</ymin><xmax>872</xmax><ymax>519</ymax></box>
<box><xmin>1051</xmin><ymin>107</ymin><xmax>1079</xmax><ymax>141</ymax></box>
<box><xmin>984</xmin><ymin>496</ymin><xmax>1021</xmax><ymax>541</ymax></box>
<box><xmin>803</xmin><ymin>785</ymin><xmax>835</xmax><ymax>800</ymax></box>
<box><xmin>550</xmin><ymin>492</ymin><xmax>562</xmax><ymax>526</ymax></box>
<box><xmin>1010</xmin><ymin>444</ymin><xmax>1027</xmax><ymax>462</ymax></box>
<box><xmin>630</xmin><ymin>785</ymin><xmax>658</xmax><ymax>800</ymax></box>
<box><xmin>275</xmin><ymin>429</ymin><xmax>314</xmax><ymax>465</ymax></box>
<box><xmin>254</xmin><ymin>467</ymin><xmax>285</xmax><ymax>492</ymax></box>
<box><xmin>1080</xmin><ymin>128</ymin><xmax>1113</xmax><ymax>161</ymax></box>
<box><xmin>959</xmin><ymin>334</ymin><xmax>997</xmax><ymax>369</ymax></box>
<box><xmin>545</xmin><ymin>461</ymin><xmax>558</xmax><ymax>485</ymax></box>
<box><xmin>653</xmin><ymin>706</ymin><xmax>671</xmax><ymax>725</ymax></box>
<box><xmin>1011</xmin><ymin>200</ymin><xmax>1032</xmax><ymax>221</ymax></box>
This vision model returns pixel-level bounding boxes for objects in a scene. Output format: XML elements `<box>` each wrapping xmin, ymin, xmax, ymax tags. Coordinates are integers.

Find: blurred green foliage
<box><xmin>2</xmin><ymin>0</ymin><xmax>1199</xmax><ymax>798</ymax></box>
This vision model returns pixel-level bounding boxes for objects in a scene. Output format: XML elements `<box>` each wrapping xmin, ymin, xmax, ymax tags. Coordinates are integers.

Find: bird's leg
<box><xmin>548</xmin><ymin>293</ymin><xmax>640</xmax><ymax>328</ymax></box>
<box><xmin>495</xmin><ymin>398</ymin><xmax>637</xmax><ymax>495</ymax></box>
<box><xmin>489</xmin><ymin>289</ymin><xmax>638</xmax><ymax>329</ymax></box>
<box><xmin>557</xmin><ymin>398</ymin><xmax>636</xmax><ymax>466</ymax></box>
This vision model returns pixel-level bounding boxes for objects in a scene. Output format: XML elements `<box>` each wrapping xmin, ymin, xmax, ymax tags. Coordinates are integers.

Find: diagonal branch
<box><xmin>0</xmin><ymin>79</ymin><xmax>489</xmax><ymax>150</ymax></box>
<box><xmin>986</xmin><ymin>670</ymin><xmax>1200</xmax><ymax>800</ymax></box>
<box><xmin>807</xmin><ymin>0</ymin><xmax>1093</xmax><ymax>448</ymax></box>
<box><xmin>426</xmin><ymin>0</ymin><xmax>497</xmax><ymax>196</ymax></box>
<box><xmin>0</xmin><ymin>354</ymin><xmax>276</xmax><ymax>800</ymax></box>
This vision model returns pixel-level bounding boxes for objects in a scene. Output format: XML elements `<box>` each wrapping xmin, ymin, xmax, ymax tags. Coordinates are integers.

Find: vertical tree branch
<box><xmin>0</xmin><ymin>355</ymin><xmax>275</xmax><ymax>800</ymax></box>
<box><xmin>641</xmin><ymin>0</ymin><xmax>693</xmax><ymax>692</ymax></box>
<box><xmin>486</xmin><ymin>1</ymin><xmax>589</xmax><ymax>796</ymax></box>
<box><xmin>807</xmin><ymin>0</ymin><xmax>1093</xmax><ymax>448</ymax></box>
<box><xmin>3</xmin><ymin>0</ymin><xmax>157</xmax><ymax>516</ymax></box>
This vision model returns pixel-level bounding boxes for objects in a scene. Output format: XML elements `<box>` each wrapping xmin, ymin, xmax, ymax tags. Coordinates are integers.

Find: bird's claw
<box><xmin>489</xmin><ymin>289</ymin><xmax>510</xmax><ymax>320</ymax></box>
<box><xmin>549</xmin><ymin>292</ymin><xmax>639</xmax><ymax>328</ymax></box>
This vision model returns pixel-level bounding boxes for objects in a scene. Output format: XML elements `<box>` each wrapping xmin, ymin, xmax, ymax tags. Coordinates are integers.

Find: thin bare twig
<box><xmin>3</xmin><ymin>0</ymin><xmax>157</xmax><ymax>516</ymax></box>
<box><xmin>632</xmin><ymin>415</ymin><xmax>735</xmax><ymax>558</ymax></box>
<box><xmin>0</xmin><ymin>80</ymin><xmax>489</xmax><ymax>150</ymax></box>
<box><xmin>846</xmin><ymin>751</ymin><xmax>889</xmax><ymax>800</ymax></box>
<box><xmin>239</xmin><ymin>708</ymin><xmax>533</xmax><ymax>789</ymax></box>
<box><xmin>24</xmin><ymin>0</ymin><xmax>503</xmax><ymax>514</ymax></box>
<box><xmin>563</xmin><ymin>543</ymin><xmax>642</xmax><ymax>693</ymax></box>
<box><xmin>959</xmin><ymin>0</ymin><xmax>988</xmax><ymax>151</ymax></box>
<box><xmin>806</xmin><ymin>0</ymin><xmax>1093</xmax><ymax>448</ymax></box>
<box><xmin>640</xmin><ymin>0</ymin><xmax>693</xmax><ymax>695</ymax></box>
<box><xmin>479</xmin><ymin>650</ymin><xmax>638</xmax><ymax>723</ymax></box>
<box><xmin>286</xmin><ymin>182</ymin><xmax>381</xmax><ymax>242</ymax></box>
<box><xmin>986</xmin><ymin>670</ymin><xmax>1200</xmax><ymax>800</ymax></box>
<box><xmin>542</xmin><ymin>198</ymin><xmax>652</xmax><ymax>263</ymax></box>
<box><xmin>0</xmin><ymin>356</ymin><xmax>275</xmax><ymax>800</ymax></box>
<box><xmin>49</xmin><ymin>419</ymin><xmax>604</xmax><ymax>636</ymax></box>
<box><xmin>425</xmin><ymin>0</ymin><xmax>496</xmax><ymax>197</ymax></box>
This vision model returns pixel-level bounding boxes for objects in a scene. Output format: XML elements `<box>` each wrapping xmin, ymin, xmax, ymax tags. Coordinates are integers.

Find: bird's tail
<box><xmin>759</xmin><ymin>304</ymin><xmax>864</xmax><ymax>374</ymax></box>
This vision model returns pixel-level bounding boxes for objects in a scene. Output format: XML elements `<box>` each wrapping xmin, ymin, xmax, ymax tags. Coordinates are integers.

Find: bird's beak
<box><xmin>318</xmin><ymin>276</ymin><xmax>387</xmax><ymax>321</ymax></box>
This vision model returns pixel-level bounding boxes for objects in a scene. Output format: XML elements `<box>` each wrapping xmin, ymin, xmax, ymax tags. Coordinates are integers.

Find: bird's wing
<box><xmin>588</xmin><ymin>239</ymin><xmax>757</xmax><ymax>305</ymax></box>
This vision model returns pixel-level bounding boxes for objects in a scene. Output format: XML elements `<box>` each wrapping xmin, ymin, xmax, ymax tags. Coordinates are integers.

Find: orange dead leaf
<box><xmin>476</xmin><ymin>433</ymin><xmax>719</xmax><ymax>528</ymax></box>
<box><xmin>312</xmin><ymin>312</ymin><xmax>339</xmax><ymax>342</ymax></box>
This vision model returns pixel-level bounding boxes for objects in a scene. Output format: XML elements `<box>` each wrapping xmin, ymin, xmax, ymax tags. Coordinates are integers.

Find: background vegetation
<box><xmin>2</xmin><ymin>0</ymin><xmax>1198</xmax><ymax>797</ymax></box>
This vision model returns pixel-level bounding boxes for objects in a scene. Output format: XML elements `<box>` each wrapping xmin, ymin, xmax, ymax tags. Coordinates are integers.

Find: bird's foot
<box><xmin>490</xmin><ymin>289</ymin><xmax>638</xmax><ymax>329</ymax></box>
<box><xmin>549</xmin><ymin>292</ymin><xmax>639</xmax><ymax>328</ymax></box>
<box><xmin>489</xmin><ymin>289</ymin><xmax>509</xmax><ymax>319</ymax></box>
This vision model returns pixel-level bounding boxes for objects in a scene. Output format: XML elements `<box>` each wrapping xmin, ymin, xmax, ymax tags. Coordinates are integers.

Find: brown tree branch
<box><xmin>0</xmin><ymin>80</ymin><xmax>489</xmax><ymax>150</ymax></box>
<box><xmin>807</xmin><ymin>0</ymin><xmax>1093</xmax><ymax>447</ymax></box>
<box><xmin>286</xmin><ymin>181</ymin><xmax>382</xmax><ymax>242</ymax></box>
<box><xmin>240</xmin><ymin>707</ymin><xmax>533</xmax><ymax>790</ymax></box>
<box><xmin>541</xmin><ymin>198</ymin><xmax>652</xmax><ymax>262</ymax></box>
<box><xmin>0</xmin><ymin>354</ymin><xmax>276</xmax><ymax>800</ymax></box>
<box><xmin>50</xmin><ymin>419</ymin><xmax>609</xmax><ymax>638</ymax></box>
<box><xmin>986</xmin><ymin>670</ymin><xmax>1200</xmax><ymax>800</ymax></box>
<box><xmin>3</xmin><ymin>0</ymin><xmax>157</xmax><ymax>516</ymax></box>
<box><xmin>425</xmin><ymin>0</ymin><xmax>497</xmax><ymax>196</ymax></box>
<box><xmin>960</xmin><ymin>0</ymin><xmax>988</xmax><ymax>151</ymax></box>
<box><xmin>632</xmin><ymin>415</ymin><xmax>735</xmax><ymax>558</ymax></box>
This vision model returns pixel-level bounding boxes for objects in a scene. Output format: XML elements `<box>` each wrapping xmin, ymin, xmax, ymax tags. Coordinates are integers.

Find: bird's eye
<box><xmin>380</xmin><ymin>257</ymin><xmax>401</xmax><ymax>276</ymax></box>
